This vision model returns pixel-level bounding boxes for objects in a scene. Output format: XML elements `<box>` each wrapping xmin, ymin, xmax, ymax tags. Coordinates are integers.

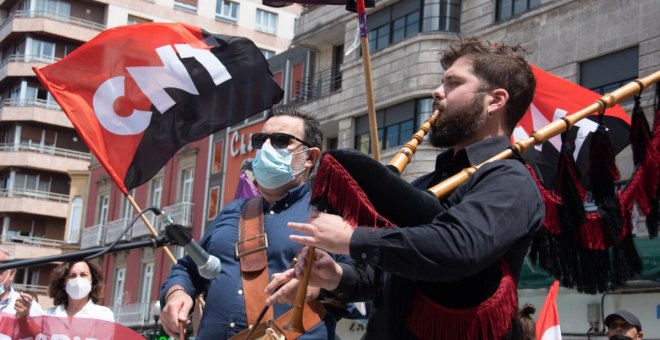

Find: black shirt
<box><xmin>329</xmin><ymin>136</ymin><xmax>545</xmax><ymax>339</ymax></box>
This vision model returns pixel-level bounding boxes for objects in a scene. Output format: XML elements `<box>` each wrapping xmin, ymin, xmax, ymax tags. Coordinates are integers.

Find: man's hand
<box><xmin>288</xmin><ymin>210</ymin><xmax>354</xmax><ymax>255</ymax></box>
<box><xmin>161</xmin><ymin>286</ymin><xmax>193</xmax><ymax>337</ymax></box>
<box><xmin>14</xmin><ymin>292</ymin><xmax>33</xmax><ymax>319</ymax></box>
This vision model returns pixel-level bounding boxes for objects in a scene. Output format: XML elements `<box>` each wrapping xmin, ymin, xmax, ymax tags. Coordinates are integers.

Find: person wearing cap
<box><xmin>605</xmin><ymin>309</ymin><xmax>643</xmax><ymax>340</ymax></box>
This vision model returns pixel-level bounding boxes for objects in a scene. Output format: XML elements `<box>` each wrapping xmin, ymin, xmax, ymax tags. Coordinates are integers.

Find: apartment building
<box><xmin>0</xmin><ymin>0</ymin><xmax>300</xmax><ymax>333</ymax></box>
<box><xmin>270</xmin><ymin>0</ymin><xmax>660</xmax><ymax>337</ymax></box>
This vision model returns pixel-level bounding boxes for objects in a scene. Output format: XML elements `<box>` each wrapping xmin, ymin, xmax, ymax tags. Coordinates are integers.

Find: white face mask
<box><xmin>66</xmin><ymin>277</ymin><xmax>92</xmax><ymax>300</ymax></box>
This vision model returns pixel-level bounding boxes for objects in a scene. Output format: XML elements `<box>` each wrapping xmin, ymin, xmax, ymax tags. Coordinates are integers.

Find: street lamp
<box><xmin>152</xmin><ymin>300</ymin><xmax>161</xmax><ymax>336</ymax></box>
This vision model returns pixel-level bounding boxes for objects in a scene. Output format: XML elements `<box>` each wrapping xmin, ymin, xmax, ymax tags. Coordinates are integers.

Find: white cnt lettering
<box><xmin>93</xmin><ymin>44</ymin><xmax>232</xmax><ymax>136</ymax></box>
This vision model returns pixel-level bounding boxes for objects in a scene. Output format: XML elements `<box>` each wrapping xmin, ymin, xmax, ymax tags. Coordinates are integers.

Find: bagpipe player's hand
<box><xmin>265</xmin><ymin>268</ymin><xmax>296</xmax><ymax>306</ymax></box>
<box><xmin>294</xmin><ymin>246</ymin><xmax>343</xmax><ymax>292</ymax></box>
<box><xmin>161</xmin><ymin>286</ymin><xmax>193</xmax><ymax>338</ymax></box>
<box><xmin>288</xmin><ymin>210</ymin><xmax>353</xmax><ymax>255</ymax></box>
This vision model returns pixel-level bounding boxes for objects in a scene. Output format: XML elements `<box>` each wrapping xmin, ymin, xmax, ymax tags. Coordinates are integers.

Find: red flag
<box><xmin>513</xmin><ymin>65</ymin><xmax>630</xmax><ymax>185</ymax></box>
<box><xmin>34</xmin><ymin>23</ymin><xmax>283</xmax><ymax>194</ymax></box>
<box><xmin>535</xmin><ymin>280</ymin><xmax>562</xmax><ymax>340</ymax></box>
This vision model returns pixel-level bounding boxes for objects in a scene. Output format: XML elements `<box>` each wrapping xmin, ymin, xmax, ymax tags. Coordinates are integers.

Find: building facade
<box><xmin>274</xmin><ymin>0</ymin><xmax>659</xmax><ymax>338</ymax></box>
<box><xmin>0</xmin><ymin>0</ymin><xmax>301</xmax><ymax>333</ymax></box>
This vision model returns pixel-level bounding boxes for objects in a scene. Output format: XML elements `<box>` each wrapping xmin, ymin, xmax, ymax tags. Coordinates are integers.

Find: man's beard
<box><xmin>429</xmin><ymin>92</ymin><xmax>487</xmax><ymax>148</ymax></box>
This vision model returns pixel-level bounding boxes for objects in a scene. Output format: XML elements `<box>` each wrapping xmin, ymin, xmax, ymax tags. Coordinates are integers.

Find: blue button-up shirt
<box><xmin>161</xmin><ymin>183</ymin><xmax>336</xmax><ymax>339</ymax></box>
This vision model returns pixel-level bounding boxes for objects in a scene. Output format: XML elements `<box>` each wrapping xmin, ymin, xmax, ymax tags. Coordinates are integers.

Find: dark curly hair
<box><xmin>440</xmin><ymin>36</ymin><xmax>536</xmax><ymax>134</ymax></box>
<box><xmin>48</xmin><ymin>260</ymin><xmax>105</xmax><ymax>307</ymax></box>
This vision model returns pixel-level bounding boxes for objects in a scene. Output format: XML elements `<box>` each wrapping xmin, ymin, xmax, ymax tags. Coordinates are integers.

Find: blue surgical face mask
<box><xmin>0</xmin><ymin>274</ymin><xmax>9</xmax><ymax>296</ymax></box>
<box><xmin>252</xmin><ymin>142</ymin><xmax>307</xmax><ymax>189</ymax></box>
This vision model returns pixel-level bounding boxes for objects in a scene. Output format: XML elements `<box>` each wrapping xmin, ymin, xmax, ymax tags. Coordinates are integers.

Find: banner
<box><xmin>1</xmin><ymin>313</ymin><xmax>146</xmax><ymax>340</ymax></box>
<box><xmin>34</xmin><ymin>23</ymin><xmax>284</xmax><ymax>194</ymax></box>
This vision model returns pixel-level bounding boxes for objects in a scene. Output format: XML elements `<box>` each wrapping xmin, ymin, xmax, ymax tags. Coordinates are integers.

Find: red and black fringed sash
<box><xmin>405</xmin><ymin>261</ymin><xmax>518</xmax><ymax>340</ymax></box>
<box><xmin>529</xmin><ymin>91</ymin><xmax>660</xmax><ymax>293</ymax></box>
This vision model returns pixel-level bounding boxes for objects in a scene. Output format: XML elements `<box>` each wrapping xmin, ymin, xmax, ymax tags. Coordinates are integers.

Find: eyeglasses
<box><xmin>251</xmin><ymin>132</ymin><xmax>311</xmax><ymax>149</ymax></box>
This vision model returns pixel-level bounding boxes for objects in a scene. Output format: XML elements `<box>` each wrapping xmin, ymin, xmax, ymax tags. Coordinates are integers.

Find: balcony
<box><xmin>0</xmin><ymin>54</ymin><xmax>57</xmax><ymax>80</ymax></box>
<box><xmin>131</xmin><ymin>212</ymin><xmax>161</xmax><ymax>238</ymax></box>
<box><xmin>160</xmin><ymin>202</ymin><xmax>194</xmax><ymax>231</ymax></box>
<box><xmin>104</xmin><ymin>218</ymin><xmax>131</xmax><ymax>244</ymax></box>
<box><xmin>291</xmin><ymin>66</ymin><xmax>342</xmax><ymax>104</ymax></box>
<box><xmin>1</xmin><ymin>234</ymin><xmax>64</xmax><ymax>258</ymax></box>
<box><xmin>0</xmin><ymin>142</ymin><xmax>90</xmax><ymax>173</ymax></box>
<box><xmin>0</xmin><ymin>188</ymin><xmax>68</xmax><ymax>218</ymax></box>
<box><xmin>80</xmin><ymin>223</ymin><xmax>104</xmax><ymax>249</ymax></box>
<box><xmin>0</xmin><ymin>98</ymin><xmax>71</xmax><ymax>128</ymax></box>
<box><xmin>0</xmin><ymin>10</ymin><xmax>105</xmax><ymax>44</ymax></box>
<box><xmin>112</xmin><ymin>302</ymin><xmax>156</xmax><ymax>328</ymax></box>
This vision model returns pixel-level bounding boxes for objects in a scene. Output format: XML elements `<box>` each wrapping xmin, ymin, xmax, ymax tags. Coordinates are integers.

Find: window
<box><xmin>212</xmin><ymin>140</ymin><xmax>224</xmax><ymax>173</ymax></box>
<box><xmin>150</xmin><ymin>177</ymin><xmax>163</xmax><ymax>224</ymax></box>
<box><xmin>290</xmin><ymin>63</ymin><xmax>304</xmax><ymax>100</ymax></box>
<box><xmin>415</xmin><ymin>98</ymin><xmax>435</xmax><ymax>130</ymax></box>
<box><xmin>496</xmin><ymin>0</ymin><xmax>541</xmax><ymax>22</ymax></box>
<box><xmin>66</xmin><ymin>196</ymin><xmax>83</xmax><ymax>243</ymax></box>
<box><xmin>256</xmin><ymin>9</ymin><xmax>278</xmax><ymax>34</ymax></box>
<box><xmin>31</xmin><ymin>0</ymin><xmax>71</xmax><ymax>17</ymax></box>
<box><xmin>127</xmin><ymin>15</ymin><xmax>150</xmax><ymax>25</ymax></box>
<box><xmin>113</xmin><ymin>267</ymin><xmax>125</xmax><ymax>306</ymax></box>
<box><xmin>26</xmin><ymin>37</ymin><xmax>55</xmax><ymax>63</ymax></box>
<box><xmin>422</xmin><ymin>0</ymin><xmax>461</xmax><ymax>32</ymax></box>
<box><xmin>367</xmin><ymin>2</ymin><xmax>421</xmax><ymax>53</ymax></box>
<box><xmin>216</xmin><ymin>0</ymin><xmax>239</xmax><ymax>23</ymax></box>
<box><xmin>354</xmin><ymin>100</ymin><xmax>416</xmax><ymax>153</ymax></box>
<box><xmin>97</xmin><ymin>193</ymin><xmax>109</xmax><ymax>225</ymax></box>
<box><xmin>207</xmin><ymin>186</ymin><xmax>220</xmax><ymax>220</ymax></box>
<box><xmin>260</xmin><ymin>49</ymin><xmax>275</xmax><ymax>60</ymax></box>
<box><xmin>331</xmin><ymin>45</ymin><xmax>344</xmax><ymax>91</ymax></box>
<box><xmin>580</xmin><ymin>46</ymin><xmax>639</xmax><ymax>94</ymax></box>
<box><xmin>139</xmin><ymin>263</ymin><xmax>154</xmax><ymax>305</ymax></box>
<box><xmin>174</xmin><ymin>0</ymin><xmax>197</xmax><ymax>13</ymax></box>
<box><xmin>121</xmin><ymin>189</ymin><xmax>135</xmax><ymax>220</ymax></box>
<box><xmin>180</xmin><ymin>168</ymin><xmax>194</xmax><ymax>203</ymax></box>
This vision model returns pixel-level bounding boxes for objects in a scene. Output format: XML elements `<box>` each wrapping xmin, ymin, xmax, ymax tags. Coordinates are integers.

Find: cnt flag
<box><xmin>513</xmin><ymin>65</ymin><xmax>631</xmax><ymax>186</ymax></box>
<box><xmin>536</xmin><ymin>280</ymin><xmax>562</xmax><ymax>340</ymax></box>
<box><xmin>34</xmin><ymin>23</ymin><xmax>283</xmax><ymax>194</ymax></box>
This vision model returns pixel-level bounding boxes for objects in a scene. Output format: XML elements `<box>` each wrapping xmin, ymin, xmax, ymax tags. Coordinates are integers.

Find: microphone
<box><xmin>164</xmin><ymin>218</ymin><xmax>221</xmax><ymax>280</ymax></box>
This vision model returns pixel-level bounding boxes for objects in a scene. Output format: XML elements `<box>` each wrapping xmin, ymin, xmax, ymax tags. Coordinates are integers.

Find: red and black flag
<box><xmin>513</xmin><ymin>65</ymin><xmax>631</xmax><ymax>186</ymax></box>
<box><xmin>34</xmin><ymin>23</ymin><xmax>283</xmax><ymax>194</ymax></box>
<box><xmin>263</xmin><ymin>0</ymin><xmax>374</xmax><ymax>12</ymax></box>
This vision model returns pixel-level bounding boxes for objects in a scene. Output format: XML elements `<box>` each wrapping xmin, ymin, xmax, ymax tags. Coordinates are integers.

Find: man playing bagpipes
<box><xmin>159</xmin><ymin>105</ymin><xmax>354</xmax><ymax>339</ymax></box>
<box><xmin>266</xmin><ymin>37</ymin><xmax>545</xmax><ymax>339</ymax></box>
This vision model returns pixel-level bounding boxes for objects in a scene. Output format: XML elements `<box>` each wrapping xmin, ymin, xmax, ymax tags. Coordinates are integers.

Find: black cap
<box><xmin>605</xmin><ymin>310</ymin><xmax>642</xmax><ymax>331</ymax></box>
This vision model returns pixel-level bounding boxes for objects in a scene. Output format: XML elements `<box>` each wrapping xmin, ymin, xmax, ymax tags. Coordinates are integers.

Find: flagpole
<box><xmin>357</xmin><ymin>1</ymin><xmax>380</xmax><ymax>161</ymax></box>
<box><xmin>126</xmin><ymin>194</ymin><xmax>206</xmax><ymax>309</ymax></box>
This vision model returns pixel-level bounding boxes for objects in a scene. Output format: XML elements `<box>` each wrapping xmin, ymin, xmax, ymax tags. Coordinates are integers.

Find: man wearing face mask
<box><xmin>0</xmin><ymin>248</ymin><xmax>43</xmax><ymax>318</ymax></box>
<box><xmin>160</xmin><ymin>105</ymin><xmax>347</xmax><ymax>339</ymax></box>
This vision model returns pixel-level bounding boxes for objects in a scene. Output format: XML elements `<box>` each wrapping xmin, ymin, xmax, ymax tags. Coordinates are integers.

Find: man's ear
<box><xmin>487</xmin><ymin>88</ymin><xmax>509</xmax><ymax>113</ymax></box>
<box><xmin>306</xmin><ymin>147</ymin><xmax>322</xmax><ymax>168</ymax></box>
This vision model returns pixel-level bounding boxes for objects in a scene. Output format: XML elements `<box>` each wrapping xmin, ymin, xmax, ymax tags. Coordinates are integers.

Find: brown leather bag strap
<box><xmin>230</xmin><ymin>301</ymin><xmax>326</xmax><ymax>340</ymax></box>
<box><xmin>238</xmin><ymin>197</ymin><xmax>272</xmax><ymax>327</ymax></box>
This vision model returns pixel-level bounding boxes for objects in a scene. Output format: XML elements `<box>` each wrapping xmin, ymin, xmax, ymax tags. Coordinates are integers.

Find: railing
<box><xmin>0</xmin><ymin>10</ymin><xmax>106</xmax><ymax>32</ymax></box>
<box><xmin>0</xmin><ymin>97</ymin><xmax>61</xmax><ymax>110</ymax></box>
<box><xmin>13</xmin><ymin>283</ymin><xmax>49</xmax><ymax>295</ymax></box>
<box><xmin>1</xmin><ymin>234</ymin><xmax>64</xmax><ymax>248</ymax></box>
<box><xmin>0</xmin><ymin>54</ymin><xmax>60</xmax><ymax>68</ymax></box>
<box><xmin>112</xmin><ymin>302</ymin><xmax>154</xmax><ymax>327</ymax></box>
<box><xmin>292</xmin><ymin>65</ymin><xmax>342</xmax><ymax>104</ymax></box>
<box><xmin>160</xmin><ymin>202</ymin><xmax>194</xmax><ymax>231</ymax></box>
<box><xmin>80</xmin><ymin>224</ymin><xmax>104</xmax><ymax>249</ymax></box>
<box><xmin>0</xmin><ymin>143</ymin><xmax>91</xmax><ymax>161</ymax></box>
<box><xmin>131</xmin><ymin>212</ymin><xmax>160</xmax><ymax>238</ymax></box>
<box><xmin>105</xmin><ymin>218</ymin><xmax>132</xmax><ymax>244</ymax></box>
<box><xmin>0</xmin><ymin>188</ymin><xmax>69</xmax><ymax>203</ymax></box>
